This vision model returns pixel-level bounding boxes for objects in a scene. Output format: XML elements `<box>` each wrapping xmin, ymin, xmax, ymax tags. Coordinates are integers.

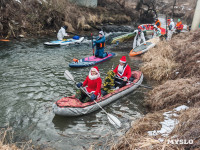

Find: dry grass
<box><xmin>170</xmin><ymin>107</ymin><xmax>200</xmax><ymax>150</ymax></box>
<box><xmin>141</xmin><ymin>41</ymin><xmax>178</xmax><ymax>81</ymax></box>
<box><xmin>111</xmin><ymin>111</ymin><xmax>181</xmax><ymax>150</ymax></box>
<box><xmin>0</xmin><ymin>128</ymin><xmax>21</xmax><ymax>150</ymax></box>
<box><xmin>144</xmin><ymin>78</ymin><xmax>200</xmax><ymax>111</ymax></box>
<box><xmin>170</xmin><ymin>30</ymin><xmax>200</xmax><ymax>79</ymax></box>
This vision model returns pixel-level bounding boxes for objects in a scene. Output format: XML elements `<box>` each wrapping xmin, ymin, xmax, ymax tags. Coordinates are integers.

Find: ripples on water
<box><xmin>0</xmin><ymin>34</ymin><xmax>147</xmax><ymax>150</ymax></box>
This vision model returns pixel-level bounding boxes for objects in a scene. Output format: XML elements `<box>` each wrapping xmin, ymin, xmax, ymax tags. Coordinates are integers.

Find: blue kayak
<box><xmin>69</xmin><ymin>52</ymin><xmax>115</xmax><ymax>68</ymax></box>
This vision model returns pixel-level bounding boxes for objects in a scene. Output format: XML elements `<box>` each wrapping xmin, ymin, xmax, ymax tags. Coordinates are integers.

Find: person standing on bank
<box><xmin>93</xmin><ymin>31</ymin><xmax>108</xmax><ymax>58</ymax></box>
<box><xmin>76</xmin><ymin>66</ymin><xmax>102</xmax><ymax>103</ymax></box>
<box><xmin>57</xmin><ymin>25</ymin><xmax>69</xmax><ymax>40</ymax></box>
<box><xmin>113</xmin><ymin>56</ymin><xmax>132</xmax><ymax>89</ymax></box>
<box><xmin>167</xmin><ymin>19</ymin><xmax>175</xmax><ymax>41</ymax></box>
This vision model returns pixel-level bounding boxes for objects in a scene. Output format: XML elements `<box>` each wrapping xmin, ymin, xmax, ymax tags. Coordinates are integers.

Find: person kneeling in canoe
<box><xmin>93</xmin><ymin>31</ymin><xmax>108</xmax><ymax>58</ymax></box>
<box><xmin>75</xmin><ymin>66</ymin><xmax>102</xmax><ymax>103</ymax></box>
<box><xmin>113</xmin><ymin>56</ymin><xmax>132</xmax><ymax>89</ymax></box>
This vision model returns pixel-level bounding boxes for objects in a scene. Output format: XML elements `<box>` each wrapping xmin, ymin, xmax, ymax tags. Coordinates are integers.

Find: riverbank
<box><xmin>111</xmin><ymin>30</ymin><xmax>200</xmax><ymax>150</ymax></box>
<box><xmin>1</xmin><ymin>0</ymin><xmax>195</xmax><ymax>39</ymax></box>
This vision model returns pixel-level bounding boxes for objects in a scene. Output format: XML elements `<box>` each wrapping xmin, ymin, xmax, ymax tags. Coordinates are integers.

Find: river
<box><xmin>0</xmin><ymin>32</ymin><xmax>150</xmax><ymax>149</ymax></box>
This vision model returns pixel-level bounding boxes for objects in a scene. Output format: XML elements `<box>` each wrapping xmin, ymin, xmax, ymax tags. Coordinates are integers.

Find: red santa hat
<box><xmin>91</xmin><ymin>66</ymin><xmax>99</xmax><ymax>73</ymax></box>
<box><xmin>89</xmin><ymin>66</ymin><xmax>100</xmax><ymax>80</ymax></box>
<box><xmin>120</xmin><ymin>56</ymin><xmax>126</xmax><ymax>63</ymax></box>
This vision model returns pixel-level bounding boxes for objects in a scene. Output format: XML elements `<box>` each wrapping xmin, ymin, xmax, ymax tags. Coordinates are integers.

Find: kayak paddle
<box><xmin>91</xmin><ymin>33</ymin><xmax>94</xmax><ymax>56</ymax></box>
<box><xmin>115</xmin><ymin>76</ymin><xmax>152</xmax><ymax>89</ymax></box>
<box><xmin>0</xmin><ymin>39</ymin><xmax>10</xmax><ymax>42</ymax></box>
<box><xmin>64</xmin><ymin>70</ymin><xmax>121</xmax><ymax>128</ymax></box>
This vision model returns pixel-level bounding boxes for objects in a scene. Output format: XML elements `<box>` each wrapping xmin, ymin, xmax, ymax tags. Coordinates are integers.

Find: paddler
<box><xmin>113</xmin><ymin>56</ymin><xmax>133</xmax><ymax>89</ymax></box>
<box><xmin>57</xmin><ymin>25</ymin><xmax>69</xmax><ymax>40</ymax></box>
<box><xmin>76</xmin><ymin>66</ymin><xmax>102</xmax><ymax>103</ymax></box>
<box><xmin>93</xmin><ymin>31</ymin><xmax>108</xmax><ymax>58</ymax></box>
<box><xmin>133</xmin><ymin>28</ymin><xmax>146</xmax><ymax>49</ymax></box>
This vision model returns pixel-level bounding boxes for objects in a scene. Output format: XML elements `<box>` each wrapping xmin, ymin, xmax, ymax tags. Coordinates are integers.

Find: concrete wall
<box><xmin>69</xmin><ymin>0</ymin><xmax>98</xmax><ymax>7</ymax></box>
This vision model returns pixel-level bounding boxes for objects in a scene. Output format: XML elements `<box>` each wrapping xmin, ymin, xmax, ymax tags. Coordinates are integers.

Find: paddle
<box><xmin>67</xmin><ymin>31</ymin><xmax>82</xmax><ymax>37</ymax></box>
<box><xmin>91</xmin><ymin>33</ymin><xmax>94</xmax><ymax>56</ymax></box>
<box><xmin>115</xmin><ymin>76</ymin><xmax>152</xmax><ymax>89</ymax></box>
<box><xmin>0</xmin><ymin>39</ymin><xmax>10</xmax><ymax>42</ymax></box>
<box><xmin>64</xmin><ymin>70</ymin><xmax>121</xmax><ymax>128</ymax></box>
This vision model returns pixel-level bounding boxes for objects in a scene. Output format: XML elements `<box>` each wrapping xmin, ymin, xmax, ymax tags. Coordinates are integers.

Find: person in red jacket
<box><xmin>113</xmin><ymin>56</ymin><xmax>132</xmax><ymax>89</ymax></box>
<box><xmin>76</xmin><ymin>66</ymin><xmax>102</xmax><ymax>103</ymax></box>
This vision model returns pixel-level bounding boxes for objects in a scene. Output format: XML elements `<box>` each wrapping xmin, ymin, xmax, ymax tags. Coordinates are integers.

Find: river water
<box><xmin>0</xmin><ymin>32</ymin><xmax>150</xmax><ymax>149</ymax></box>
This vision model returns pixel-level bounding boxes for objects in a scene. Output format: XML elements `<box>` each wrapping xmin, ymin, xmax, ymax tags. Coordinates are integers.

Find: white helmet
<box><xmin>99</xmin><ymin>31</ymin><xmax>104</xmax><ymax>36</ymax></box>
<box><xmin>154</xmin><ymin>25</ymin><xmax>157</xmax><ymax>28</ymax></box>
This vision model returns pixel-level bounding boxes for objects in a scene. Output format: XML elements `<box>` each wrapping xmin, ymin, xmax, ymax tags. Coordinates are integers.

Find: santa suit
<box><xmin>82</xmin><ymin>67</ymin><xmax>102</xmax><ymax>98</ymax></box>
<box><xmin>113</xmin><ymin>64</ymin><xmax>132</xmax><ymax>80</ymax></box>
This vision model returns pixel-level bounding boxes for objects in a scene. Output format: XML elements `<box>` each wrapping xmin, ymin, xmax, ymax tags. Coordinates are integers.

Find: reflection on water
<box><xmin>0</xmin><ymin>34</ymin><xmax>148</xmax><ymax>149</ymax></box>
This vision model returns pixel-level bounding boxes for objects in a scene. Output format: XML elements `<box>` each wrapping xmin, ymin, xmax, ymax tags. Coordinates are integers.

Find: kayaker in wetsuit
<box><xmin>113</xmin><ymin>56</ymin><xmax>132</xmax><ymax>89</ymax></box>
<box><xmin>57</xmin><ymin>25</ymin><xmax>69</xmax><ymax>40</ymax></box>
<box><xmin>75</xmin><ymin>66</ymin><xmax>102</xmax><ymax>103</ymax></box>
<box><xmin>93</xmin><ymin>31</ymin><xmax>108</xmax><ymax>58</ymax></box>
<box><xmin>133</xmin><ymin>29</ymin><xmax>146</xmax><ymax>49</ymax></box>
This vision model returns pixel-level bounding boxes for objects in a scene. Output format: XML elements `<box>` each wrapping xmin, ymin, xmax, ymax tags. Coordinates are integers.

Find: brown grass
<box><xmin>170</xmin><ymin>107</ymin><xmax>200</xmax><ymax>150</ymax></box>
<box><xmin>141</xmin><ymin>41</ymin><xmax>178</xmax><ymax>81</ymax></box>
<box><xmin>170</xmin><ymin>30</ymin><xmax>200</xmax><ymax>79</ymax></box>
<box><xmin>0</xmin><ymin>128</ymin><xmax>21</xmax><ymax>150</ymax></box>
<box><xmin>111</xmin><ymin>111</ymin><xmax>181</xmax><ymax>150</ymax></box>
<box><xmin>144</xmin><ymin>78</ymin><xmax>200</xmax><ymax>111</ymax></box>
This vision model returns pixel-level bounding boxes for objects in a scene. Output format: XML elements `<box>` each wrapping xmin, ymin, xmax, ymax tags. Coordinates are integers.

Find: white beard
<box><xmin>89</xmin><ymin>73</ymin><xmax>99</xmax><ymax>80</ymax></box>
<box><xmin>118</xmin><ymin>64</ymin><xmax>124</xmax><ymax>74</ymax></box>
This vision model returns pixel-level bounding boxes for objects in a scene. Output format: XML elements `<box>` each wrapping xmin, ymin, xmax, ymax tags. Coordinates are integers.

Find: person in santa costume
<box><xmin>113</xmin><ymin>56</ymin><xmax>132</xmax><ymax>88</ymax></box>
<box><xmin>76</xmin><ymin>66</ymin><xmax>102</xmax><ymax>103</ymax></box>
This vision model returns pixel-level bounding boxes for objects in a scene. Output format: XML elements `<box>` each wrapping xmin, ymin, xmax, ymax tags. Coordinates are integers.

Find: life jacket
<box><xmin>176</xmin><ymin>21</ymin><xmax>183</xmax><ymax>30</ymax></box>
<box><xmin>96</xmin><ymin>41</ymin><xmax>105</xmax><ymax>49</ymax></box>
<box><xmin>155</xmin><ymin>20</ymin><xmax>161</xmax><ymax>28</ymax></box>
<box><xmin>167</xmin><ymin>19</ymin><xmax>171</xmax><ymax>26</ymax></box>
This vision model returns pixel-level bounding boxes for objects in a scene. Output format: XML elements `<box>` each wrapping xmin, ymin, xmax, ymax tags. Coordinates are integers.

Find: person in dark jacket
<box><xmin>93</xmin><ymin>31</ymin><xmax>108</xmax><ymax>58</ymax></box>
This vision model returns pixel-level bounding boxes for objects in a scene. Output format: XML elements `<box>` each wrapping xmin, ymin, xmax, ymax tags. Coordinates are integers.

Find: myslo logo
<box><xmin>167</xmin><ymin>139</ymin><xmax>193</xmax><ymax>145</ymax></box>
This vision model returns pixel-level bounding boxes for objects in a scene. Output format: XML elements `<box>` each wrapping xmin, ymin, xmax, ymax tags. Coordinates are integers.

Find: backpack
<box><xmin>73</xmin><ymin>36</ymin><xmax>80</xmax><ymax>40</ymax></box>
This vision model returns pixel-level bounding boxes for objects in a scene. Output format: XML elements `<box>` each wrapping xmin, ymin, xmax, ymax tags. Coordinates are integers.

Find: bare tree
<box><xmin>172</xmin><ymin>0</ymin><xmax>176</xmax><ymax>18</ymax></box>
<box><xmin>136</xmin><ymin>0</ymin><xmax>158</xmax><ymax>23</ymax></box>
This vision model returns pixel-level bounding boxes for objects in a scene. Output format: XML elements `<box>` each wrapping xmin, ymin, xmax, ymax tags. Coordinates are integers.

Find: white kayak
<box><xmin>44</xmin><ymin>37</ymin><xmax>84</xmax><ymax>46</ymax></box>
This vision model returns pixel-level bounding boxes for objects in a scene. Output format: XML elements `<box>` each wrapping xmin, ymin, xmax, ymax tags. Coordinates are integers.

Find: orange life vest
<box><xmin>96</xmin><ymin>42</ymin><xmax>105</xmax><ymax>49</ymax></box>
<box><xmin>155</xmin><ymin>20</ymin><xmax>161</xmax><ymax>28</ymax></box>
<box><xmin>176</xmin><ymin>21</ymin><xmax>183</xmax><ymax>30</ymax></box>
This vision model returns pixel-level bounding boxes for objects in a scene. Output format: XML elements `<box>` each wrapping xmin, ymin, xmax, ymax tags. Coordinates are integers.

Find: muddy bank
<box><xmin>111</xmin><ymin>30</ymin><xmax>200</xmax><ymax>150</ymax></box>
<box><xmin>0</xmin><ymin>0</ymin><xmax>141</xmax><ymax>39</ymax></box>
